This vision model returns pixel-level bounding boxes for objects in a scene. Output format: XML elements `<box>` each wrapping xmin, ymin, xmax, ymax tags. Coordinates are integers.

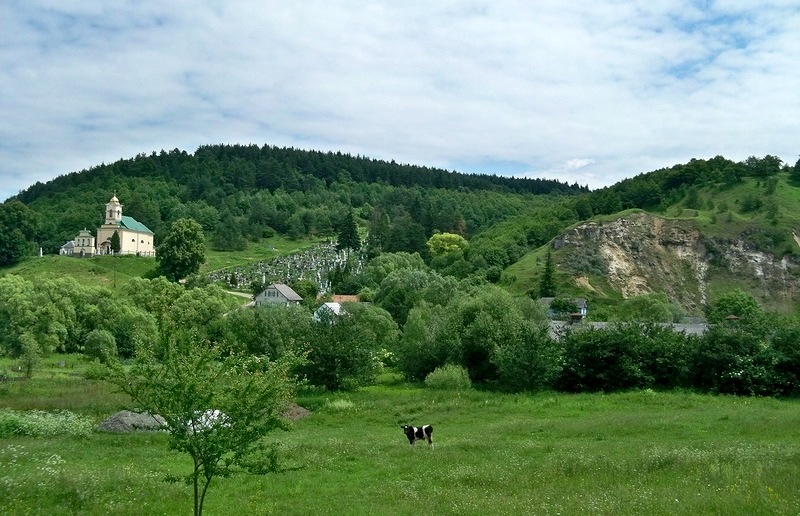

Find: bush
<box><xmin>557</xmin><ymin>324</ymin><xmax>651</xmax><ymax>392</ymax></box>
<box><xmin>492</xmin><ymin>324</ymin><xmax>561</xmax><ymax>392</ymax></box>
<box><xmin>425</xmin><ymin>364</ymin><xmax>472</xmax><ymax>390</ymax></box>
<box><xmin>691</xmin><ymin>324</ymin><xmax>774</xmax><ymax>396</ymax></box>
<box><xmin>396</xmin><ymin>303</ymin><xmax>459</xmax><ymax>381</ymax></box>
<box><xmin>770</xmin><ymin>323</ymin><xmax>800</xmax><ymax>396</ymax></box>
<box><xmin>0</xmin><ymin>409</ymin><xmax>93</xmax><ymax>437</ymax></box>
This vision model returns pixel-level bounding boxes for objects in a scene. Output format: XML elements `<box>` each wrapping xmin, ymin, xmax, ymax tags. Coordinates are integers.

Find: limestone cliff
<box><xmin>552</xmin><ymin>212</ymin><xmax>800</xmax><ymax>312</ymax></box>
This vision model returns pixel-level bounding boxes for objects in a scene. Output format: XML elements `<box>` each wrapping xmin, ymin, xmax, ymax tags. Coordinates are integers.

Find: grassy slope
<box><xmin>202</xmin><ymin>235</ymin><xmax>326</xmax><ymax>273</ymax></box>
<box><xmin>0</xmin><ymin>255</ymin><xmax>157</xmax><ymax>289</ymax></box>
<box><xmin>1</xmin><ymin>365</ymin><xmax>799</xmax><ymax>515</ymax></box>
<box><xmin>0</xmin><ymin>236</ymin><xmax>325</xmax><ymax>287</ymax></box>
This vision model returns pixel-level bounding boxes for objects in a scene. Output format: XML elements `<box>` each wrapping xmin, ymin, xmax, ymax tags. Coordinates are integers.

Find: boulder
<box><xmin>97</xmin><ymin>410</ymin><xmax>166</xmax><ymax>433</ymax></box>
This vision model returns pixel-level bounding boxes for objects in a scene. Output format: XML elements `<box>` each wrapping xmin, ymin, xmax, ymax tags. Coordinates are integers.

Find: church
<box><xmin>61</xmin><ymin>195</ymin><xmax>155</xmax><ymax>257</ymax></box>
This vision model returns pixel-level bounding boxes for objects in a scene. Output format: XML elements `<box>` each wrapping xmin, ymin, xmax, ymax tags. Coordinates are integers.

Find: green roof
<box><xmin>119</xmin><ymin>216</ymin><xmax>154</xmax><ymax>234</ymax></box>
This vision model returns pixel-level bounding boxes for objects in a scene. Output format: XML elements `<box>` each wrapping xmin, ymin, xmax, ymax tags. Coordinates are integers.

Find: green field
<box><xmin>1</xmin><ymin>362</ymin><xmax>799</xmax><ymax>515</ymax></box>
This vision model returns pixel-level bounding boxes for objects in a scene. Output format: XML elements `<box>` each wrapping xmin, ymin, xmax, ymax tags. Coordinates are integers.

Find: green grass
<box><xmin>202</xmin><ymin>236</ymin><xmax>326</xmax><ymax>273</ymax></box>
<box><xmin>2</xmin><ymin>362</ymin><xmax>800</xmax><ymax>515</ymax></box>
<box><xmin>0</xmin><ymin>255</ymin><xmax>157</xmax><ymax>288</ymax></box>
<box><xmin>0</xmin><ymin>236</ymin><xmax>326</xmax><ymax>288</ymax></box>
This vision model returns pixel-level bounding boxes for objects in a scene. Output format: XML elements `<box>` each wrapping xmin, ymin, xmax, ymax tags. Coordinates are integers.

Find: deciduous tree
<box><xmin>105</xmin><ymin>330</ymin><xmax>300</xmax><ymax>516</ymax></box>
<box><xmin>426</xmin><ymin>232</ymin><xmax>468</xmax><ymax>257</ymax></box>
<box><xmin>0</xmin><ymin>201</ymin><xmax>39</xmax><ymax>266</ymax></box>
<box><xmin>156</xmin><ymin>218</ymin><xmax>207</xmax><ymax>282</ymax></box>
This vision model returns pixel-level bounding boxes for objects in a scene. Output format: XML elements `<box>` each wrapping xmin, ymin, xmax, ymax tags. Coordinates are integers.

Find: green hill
<box><xmin>503</xmin><ymin>171</ymin><xmax>800</xmax><ymax>316</ymax></box>
<box><xmin>2</xmin><ymin>146</ymin><xmax>797</xmax><ymax>316</ymax></box>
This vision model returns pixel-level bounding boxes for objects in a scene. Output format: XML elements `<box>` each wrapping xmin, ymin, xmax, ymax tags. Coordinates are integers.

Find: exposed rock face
<box><xmin>553</xmin><ymin>212</ymin><xmax>800</xmax><ymax>312</ymax></box>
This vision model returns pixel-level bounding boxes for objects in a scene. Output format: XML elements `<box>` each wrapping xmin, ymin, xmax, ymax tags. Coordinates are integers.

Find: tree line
<box><xmin>582</xmin><ymin>154</ymin><xmax>799</xmax><ymax>216</ymax></box>
<box><xmin>2</xmin><ymin>254</ymin><xmax>798</xmax><ymax>397</ymax></box>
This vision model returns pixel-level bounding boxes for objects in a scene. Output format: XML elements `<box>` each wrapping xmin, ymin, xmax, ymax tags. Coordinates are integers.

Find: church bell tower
<box><xmin>105</xmin><ymin>195</ymin><xmax>122</xmax><ymax>225</ymax></box>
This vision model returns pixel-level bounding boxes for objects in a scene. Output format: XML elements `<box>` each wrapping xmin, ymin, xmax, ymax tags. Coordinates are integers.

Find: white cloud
<box><xmin>1</xmin><ymin>1</ymin><xmax>798</xmax><ymax>201</ymax></box>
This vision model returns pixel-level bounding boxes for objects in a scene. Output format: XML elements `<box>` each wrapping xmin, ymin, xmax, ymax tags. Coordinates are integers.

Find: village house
<box><xmin>539</xmin><ymin>297</ymin><xmax>589</xmax><ymax>320</ymax></box>
<box><xmin>312</xmin><ymin>295</ymin><xmax>362</xmax><ymax>322</ymax></box>
<box><xmin>254</xmin><ymin>283</ymin><xmax>303</xmax><ymax>307</ymax></box>
<box><xmin>313</xmin><ymin>302</ymin><xmax>345</xmax><ymax>322</ymax></box>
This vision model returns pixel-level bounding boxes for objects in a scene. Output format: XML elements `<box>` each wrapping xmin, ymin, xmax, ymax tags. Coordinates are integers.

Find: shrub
<box><xmin>636</xmin><ymin>324</ymin><xmax>693</xmax><ymax>389</ymax></box>
<box><xmin>396</xmin><ymin>303</ymin><xmax>459</xmax><ymax>381</ymax></box>
<box><xmin>557</xmin><ymin>324</ymin><xmax>651</xmax><ymax>392</ymax></box>
<box><xmin>770</xmin><ymin>323</ymin><xmax>800</xmax><ymax>396</ymax></box>
<box><xmin>691</xmin><ymin>324</ymin><xmax>772</xmax><ymax>395</ymax></box>
<box><xmin>425</xmin><ymin>364</ymin><xmax>472</xmax><ymax>390</ymax></box>
<box><xmin>492</xmin><ymin>324</ymin><xmax>561</xmax><ymax>392</ymax></box>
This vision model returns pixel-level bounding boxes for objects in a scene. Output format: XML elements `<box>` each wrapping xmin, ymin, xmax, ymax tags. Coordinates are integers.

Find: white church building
<box><xmin>60</xmin><ymin>195</ymin><xmax>155</xmax><ymax>257</ymax></box>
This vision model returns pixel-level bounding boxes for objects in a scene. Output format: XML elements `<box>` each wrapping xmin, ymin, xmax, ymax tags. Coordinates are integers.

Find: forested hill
<box><xmin>15</xmin><ymin>144</ymin><xmax>584</xmax><ymax>205</ymax></box>
<box><xmin>4</xmin><ymin>145</ymin><xmax>796</xmax><ymax>304</ymax></box>
<box><xmin>8</xmin><ymin>144</ymin><xmax>584</xmax><ymax>256</ymax></box>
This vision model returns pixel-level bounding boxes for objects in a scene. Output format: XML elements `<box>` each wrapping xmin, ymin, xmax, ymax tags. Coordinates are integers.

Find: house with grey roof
<box><xmin>254</xmin><ymin>283</ymin><xmax>303</xmax><ymax>307</ymax></box>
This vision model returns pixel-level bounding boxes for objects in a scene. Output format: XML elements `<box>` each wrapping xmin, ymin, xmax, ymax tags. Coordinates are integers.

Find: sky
<box><xmin>2</xmin><ymin>1</ymin><xmax>799</xmax><ymax>202</ymax></box>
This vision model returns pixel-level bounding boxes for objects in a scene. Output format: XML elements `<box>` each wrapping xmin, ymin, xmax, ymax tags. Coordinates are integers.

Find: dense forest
<box><xmin>4</xmin><ymin>145</ymin><xmax>586</xmax><ymax>274</ymax></box>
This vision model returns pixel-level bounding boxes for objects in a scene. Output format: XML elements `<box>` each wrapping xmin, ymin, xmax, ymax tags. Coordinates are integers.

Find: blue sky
<box><xmin>1</xmin><ymin>1</ymin><xmax>798</xmax><ymax>202</ymax></box>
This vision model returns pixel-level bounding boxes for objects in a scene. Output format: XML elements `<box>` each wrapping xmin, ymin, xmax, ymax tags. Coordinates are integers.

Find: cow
<box><xmin>401</xmin><ymin>424</ymin><xmax>433</xmax><ymax>448</ymax></box>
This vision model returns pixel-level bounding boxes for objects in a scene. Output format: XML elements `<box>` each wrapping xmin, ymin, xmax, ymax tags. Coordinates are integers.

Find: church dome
<box><xmin>110</xmin><ymin>195</ymin><xmax>119</xmax><ymax>203</ymax></box>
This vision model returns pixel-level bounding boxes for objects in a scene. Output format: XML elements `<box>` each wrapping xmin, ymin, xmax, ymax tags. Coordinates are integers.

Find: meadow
<box><xmin>1</xmin><ymin>359</ymin><xmax>799</xmax><ymax>515</ymax></box>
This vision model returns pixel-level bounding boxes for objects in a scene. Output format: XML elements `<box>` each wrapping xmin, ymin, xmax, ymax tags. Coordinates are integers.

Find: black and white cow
<box><xmin>401</xmin><ymin>424</ymin><xmax>433</xmax><ymax>447</ymax></box>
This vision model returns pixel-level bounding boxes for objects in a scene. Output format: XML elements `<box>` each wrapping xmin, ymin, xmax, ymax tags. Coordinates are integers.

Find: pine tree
<box><xmin>336</xmin><ymin>210</ymin><xmax>360</xmax><ymax>251</ymax></box>
<box><xmin>110</xmin><ymin>230</ymin><xmax>121</xmax><ymax>254</ymax></box>
<box><xmin>538</xmin><ymin>249</ymin><xmax>556</xmax><ymax>298</ymax></box>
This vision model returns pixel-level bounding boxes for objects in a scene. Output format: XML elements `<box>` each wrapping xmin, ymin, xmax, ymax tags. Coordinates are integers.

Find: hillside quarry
<box><xmin>553</xmin><ymin>212</ymin><xmax>800</xmax><ymax>313</ymax></box>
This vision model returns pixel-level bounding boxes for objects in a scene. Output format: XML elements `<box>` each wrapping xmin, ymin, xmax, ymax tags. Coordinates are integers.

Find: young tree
<box><xmin>362</xmin><ymin>251</ymin><xmax>427</xmax><ymax>288</ymax></box>
<box><xmin>224</xmin><ymin>304</ymin><xmax>313</xmax><ymax>358</ymax></box>
<box><xmin>366</xmin><ymin>207</ymin><xmax>390</xmax><ymax>256</ymax></box>
<box><xmin>156</xmin><ymin>218</ymin><xmax>207</xmax><ymax>282</ymax></box>
<box><xmin>289</xmin><ymin>279</ymin><xmax>318</xmax><ymax>307</ymax></box>
<box><xmin>124</xmin><ymin>276</ymin><xmax>186</xmax><ymax>333</ymax></box>
<box><xmin>705</xmin><ymin>289</ymin><xmax>764</xmax><ymax>325</ymax></box>
<box><xmin>105</xmin><ymin>330</ymin><xmax>300</xmax><ymax>516</ymax></box>
<box><xmin>791</xmin><ymin>157</ymin><xmax>800</xmax><ymax>183</ymax></box>
<box><xmin>302</xmin><ymin>303</ymin><xmax>396</xmax><ymax>390</ymax></box>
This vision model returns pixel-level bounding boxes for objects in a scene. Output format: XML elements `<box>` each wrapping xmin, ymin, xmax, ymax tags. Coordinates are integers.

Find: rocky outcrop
<box><xmin>553</xmin><ymin>212</ymin><xmax>800</xmax><ymax>312</ymax></box>
<box><xmin>96</xmin><ymin>404</ymin><xmax>311</xmax><ymax>433</ymax></box>
<box><xmin>96</xmin><ymin>410</ymin><xmax>166</xmax><ymax>433</ymax></box>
